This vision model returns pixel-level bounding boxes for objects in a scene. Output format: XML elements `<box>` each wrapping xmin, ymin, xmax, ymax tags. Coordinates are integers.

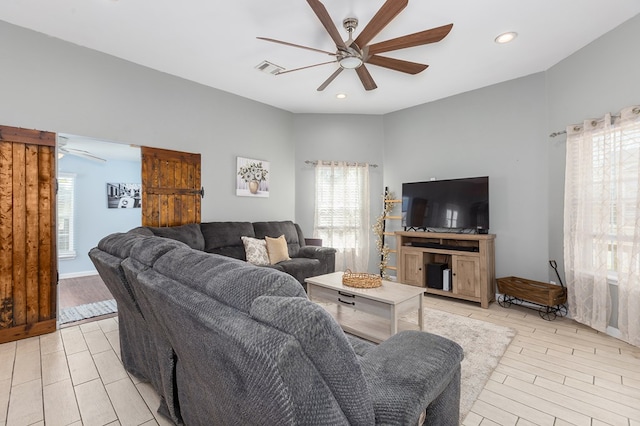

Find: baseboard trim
<box><xmin>59</xmin><ymin>270</ymin><xmax>98</xmax><ymax>280</ymax></box>
<box><xmin>606</xmin><ymin>325</ymin><xmax>623</xmax><ymax>340</ymax></box>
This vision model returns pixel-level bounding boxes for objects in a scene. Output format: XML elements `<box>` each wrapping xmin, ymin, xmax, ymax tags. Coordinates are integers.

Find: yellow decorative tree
<box><xmin>373</xmin><ymin>189</ymin><xmax>395</xmax><ymax>279</ymax></box>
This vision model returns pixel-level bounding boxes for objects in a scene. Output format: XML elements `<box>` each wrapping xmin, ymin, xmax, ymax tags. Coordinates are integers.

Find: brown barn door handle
<box><xmin>199</xmin><ymin>187</ymin><xmax>205</xmax><ymax>198</ymax></box>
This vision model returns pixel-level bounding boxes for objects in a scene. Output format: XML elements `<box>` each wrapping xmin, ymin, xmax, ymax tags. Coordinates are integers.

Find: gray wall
<box><xmin>546</xmin><ymin>13</ymin><xmax>640</xmax><ymax>284</ymax></box>
<box><xmin>544</xmin><ymin>13</ymin><xmax>640</xmax><ymax>326</ymax></box>
<box><xmin>0</xmin><ymin>20</ymin><xmax>295</xmax><ymax>224</ymax></box>
<box><xmin>293</xmin><ymin>114</ymin><xmax>385</xmax><ymax>273</ymax></box>
<box><xmin>383</xmin><ymin>74</ymin><xmax>549</xmax><ymax>281</ymax></box>
<box><xmin>58</xmin><ymin>155</ymin><xmax>141</xmax><ymax>277</ymax></box>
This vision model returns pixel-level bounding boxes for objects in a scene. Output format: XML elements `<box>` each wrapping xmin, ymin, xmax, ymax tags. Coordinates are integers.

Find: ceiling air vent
<box><xmin>255</xmin><ymin>60</ymin><xmax>284</xmax><ymax>75</ymax></box>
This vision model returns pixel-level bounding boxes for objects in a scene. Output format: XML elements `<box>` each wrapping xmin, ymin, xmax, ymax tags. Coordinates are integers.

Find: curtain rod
<box><xmin>549</xmin><ymin>107</ymin><xmax>640</xmax><ymax>138</ymax></box>
<box><xmin>305</xmin><ymin>160</ymin><xmax>378</xmax><ymax>168</ymax></box>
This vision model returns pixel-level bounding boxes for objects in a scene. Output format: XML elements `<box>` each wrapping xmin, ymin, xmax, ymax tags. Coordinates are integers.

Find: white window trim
<box><xmin>58</xmin><ymin>172</ymin><xmax>77</xmax><ymax>260</ymax></box>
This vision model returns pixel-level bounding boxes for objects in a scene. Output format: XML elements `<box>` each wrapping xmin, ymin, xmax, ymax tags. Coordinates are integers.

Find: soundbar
<box><xmin>409</xmin><ymin>242</ymin><xmax>479</xmax><ymax>252</ymax></box>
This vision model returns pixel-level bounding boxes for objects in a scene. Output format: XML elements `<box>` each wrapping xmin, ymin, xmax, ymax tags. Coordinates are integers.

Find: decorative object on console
<box><xmin>236</xmin><ymin>156</ymin><xmax>269</xmax><ymax>197</ymax></box>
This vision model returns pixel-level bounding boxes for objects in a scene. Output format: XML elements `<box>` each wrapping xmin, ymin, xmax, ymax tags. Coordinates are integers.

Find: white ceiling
<box><xmin>1</xmin><ymin>1</ymin><xmax>640</xmax><ymax>115</ymax></box>
<box><xmin>59</xmin><ymin>134</ymin><xmax>140</xmax><ymax>162</ymax></box>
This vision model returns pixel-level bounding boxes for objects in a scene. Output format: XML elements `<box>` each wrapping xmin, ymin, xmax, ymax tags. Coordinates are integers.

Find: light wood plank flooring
<box><xmin>0</xmin><ymin>294</ymin><xmax>638</xmax><ymax>425</ymax></box>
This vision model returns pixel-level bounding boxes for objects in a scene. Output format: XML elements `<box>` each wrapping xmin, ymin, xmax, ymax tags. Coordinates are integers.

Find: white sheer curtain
<box><xmin>313</xmin><ymin>161</ymin><xmax>370</xmax><ymax>272</ymax></box>
<box><xmin>564</xmin><ymin>106</ymin><xmax>640</xmax><ymax>346</ymax></box>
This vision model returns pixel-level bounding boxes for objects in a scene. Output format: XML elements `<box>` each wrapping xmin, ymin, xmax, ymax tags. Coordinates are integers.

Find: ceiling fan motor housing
<box><xmin>339</xmin><ymin>18</ymin><xmax>363</xmax><ymax>69</ymax></box>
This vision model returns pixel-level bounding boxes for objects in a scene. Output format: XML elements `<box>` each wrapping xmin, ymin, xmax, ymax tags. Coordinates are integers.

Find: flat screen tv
<box><xmin>402</xmin><ymin>177</ymin><xmax>489</xmax><ymax>233</ymax></box>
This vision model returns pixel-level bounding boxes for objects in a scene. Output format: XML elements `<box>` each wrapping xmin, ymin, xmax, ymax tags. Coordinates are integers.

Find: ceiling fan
<box><xmin>257</xmin><ymin>0</ymin><xmax>453</xmax><ymax>91</ymax></box>
<box><xmin>58</xmin><ymin>136</ymin><xmax>106</xmax><ymax>163</ymax></box>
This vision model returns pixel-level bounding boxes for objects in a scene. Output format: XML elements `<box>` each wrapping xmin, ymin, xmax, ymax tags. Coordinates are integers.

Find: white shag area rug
<box><xmin>402</xmin><ymin>309</ymin><xmax>516</xmax><ymax>418</ymax></box>
<box><xmin>59</xmin><ymin>299</ymin><xmax>117</xmax><ymax>324</ymax></box>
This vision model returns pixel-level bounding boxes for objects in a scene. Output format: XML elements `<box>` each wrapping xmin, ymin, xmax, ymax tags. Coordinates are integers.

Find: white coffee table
<box><xmin>305</xmin><ymin>271</ymin><xmax>425</xmax><ymax>343</ymax></box>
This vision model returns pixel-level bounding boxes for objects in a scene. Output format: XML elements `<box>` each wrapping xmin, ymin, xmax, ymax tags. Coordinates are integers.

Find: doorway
<box><xmin>57</xmin><ymin>134</ymin><xmax>141</xmax><ymax>326</ymax></box>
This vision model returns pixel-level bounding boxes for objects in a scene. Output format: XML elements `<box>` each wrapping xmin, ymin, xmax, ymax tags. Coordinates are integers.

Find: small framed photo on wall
<box><xmin>107</xmin><ymin>183</ymin><xmax>142</xmax><ymax>208</ymax></box>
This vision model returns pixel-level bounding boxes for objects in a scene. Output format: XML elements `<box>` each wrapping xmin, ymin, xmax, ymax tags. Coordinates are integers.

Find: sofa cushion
<box><xmin>126</xmin><ymin>237</ymin><xmax>190</xmax><ymax>269</ymax></box>
<box><xmin>265</xmin><ymin>235</ymin><xmax>291</xmax><ymax>264</ymax></box>
<box><xmin>138</xmin><ymin>241</ymin><xmax>306</xmax><ymax>313</ymax></box>
<box><xmin>97</xmin><ymin>231</ymin><xmax>150</xmax><ymax>259</ymax></box>
<box><xmin>146</xmin><ymin>223</ymin><xmax>205</xmax><ymax>251</ymax></box>
<box><xmin>251</xmin><ymin>296</ymin><xmax>375</xmax><ymax>425</ymax></box>
<box><xmin>200</xmin><ymin>221</ymin><xmax>254</xmax><ymax>259</ymax></box>
<box><xmin>253</xmin><ymin>221</ymin><xmax>301</xmax><ymax>257</ymax></box>
<box><xmin>277</xmin><ymin>258</ymin><xmax>323</xmax><ymax>286</ymax></box>
<box><xmin>241</xmin><ymin>236</ymin><xmax>270</xmax><ymax>266</ymax></box>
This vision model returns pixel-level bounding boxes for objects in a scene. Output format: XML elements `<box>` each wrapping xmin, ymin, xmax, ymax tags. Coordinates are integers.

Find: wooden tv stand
<box><xmin>395</xmin><ymin>231</ymin><xmax>496</xmax><ymax>308</ymax></box>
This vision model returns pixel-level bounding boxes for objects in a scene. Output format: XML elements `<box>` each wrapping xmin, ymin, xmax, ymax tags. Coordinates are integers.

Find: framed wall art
<box><xmin>107</xmin><ymin>183</ymin><xmax>142</xmax><ymax>208</ymax></box>
<box><xmin>236</xmin><ymin>157</ymin><xmax>269</xmax><ymax>197</ymax></box>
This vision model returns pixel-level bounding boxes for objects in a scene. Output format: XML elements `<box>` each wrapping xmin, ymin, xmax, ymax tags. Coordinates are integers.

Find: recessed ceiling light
<box><xmin>336</xmin><ymin>93</ymin><xmax>347</xmax><ymax>99</ymax></box>
<box><xmin>495</xmin><ymin>31</ymin><xmax>518</xmax><ymax>44</ymax></box>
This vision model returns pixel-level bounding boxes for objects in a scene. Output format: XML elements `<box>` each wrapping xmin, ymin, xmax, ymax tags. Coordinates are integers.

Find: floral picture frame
<box><xmin>236</xmin><ymin>157</ymin><xmax>270</xmax><ymax>197</ymax></box>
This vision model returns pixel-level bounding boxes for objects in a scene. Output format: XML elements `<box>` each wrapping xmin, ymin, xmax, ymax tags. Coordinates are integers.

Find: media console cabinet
<box><xmin>395</xmin><ymin>231</ymin><xmax>496</xmax><ymax>308</ymax></box>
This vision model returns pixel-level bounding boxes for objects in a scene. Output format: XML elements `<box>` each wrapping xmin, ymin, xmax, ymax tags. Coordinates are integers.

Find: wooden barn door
<box><xmin>0</xmin><ymin>125</ymin><xmax>57</xmax><ymax>343</ymax></box>
<box><xmin>141</xmin><ymin>147</ymin><xmax>202</xmax><ymax>227</ymax></box>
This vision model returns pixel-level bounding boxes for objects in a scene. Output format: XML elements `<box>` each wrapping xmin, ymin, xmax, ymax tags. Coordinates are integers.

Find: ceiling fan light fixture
<box><xmin>495</xmin><ymin>31</ymin><xmax>518</xmax><ymax>44</ymax></box>
<box><xmin>336</xmin><ymin>93</ymin><xmax>347</xmax><ymax>99</ymax></box>
<box><xmin>339</xmin><ymin>56</ymin><xmax>363</xmax><ymax>69</ymax></box>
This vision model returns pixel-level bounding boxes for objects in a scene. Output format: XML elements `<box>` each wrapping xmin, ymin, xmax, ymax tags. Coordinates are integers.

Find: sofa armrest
<box><xmin>297</xmin><ymin>245</ymin><xmax>336</xmax><ymax>259</ymax></box>
<box><xmin>294</xmin><ymin>246</ymin><xmax>337</xmax><ymax>276</ymax></box>
<box><xmin>359</xmin><ymin>330</ymin><xmax>463</xmax><ymax>426</ymax></box>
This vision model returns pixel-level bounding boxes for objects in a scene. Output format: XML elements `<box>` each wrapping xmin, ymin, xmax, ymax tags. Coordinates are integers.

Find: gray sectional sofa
<box><xmin>89</xmin><ymin>230</ymin><xmax>464</xmax><ymax>425</ymax></box>
<box><xmin>131</xmin><ymin>220</ymin><xmax>335</xmax><ymax>289</ymax></box>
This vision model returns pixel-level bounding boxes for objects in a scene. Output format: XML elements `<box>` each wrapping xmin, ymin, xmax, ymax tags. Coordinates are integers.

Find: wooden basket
<box><xmin>497</xmin><ymin>276</ymin><xmax>567</xmax><ymax>307</ymax></box>
<box><xmin>342</xmin><ymin>270</ymin><xmax>382</xmax><ymax>288</ymax></box>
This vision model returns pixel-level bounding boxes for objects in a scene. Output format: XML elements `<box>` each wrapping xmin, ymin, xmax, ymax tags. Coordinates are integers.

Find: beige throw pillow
<box><xmin>265</xmin><ymin>235</ymin><xmax>291</xmax><ymax>265</ymax></box>
<box><xmin>241</xmin><ymin>236</ymin><xmax>270</xmax><ymax>266</ymax></box>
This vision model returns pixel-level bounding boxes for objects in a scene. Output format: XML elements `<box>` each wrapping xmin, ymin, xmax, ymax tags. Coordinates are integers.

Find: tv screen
<box><xmin>402</xmin><ymin>177</ymin><xmax>489</xmax><ymax>232</ymax></box>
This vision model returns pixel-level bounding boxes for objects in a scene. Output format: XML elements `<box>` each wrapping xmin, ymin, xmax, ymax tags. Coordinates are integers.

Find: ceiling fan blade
<box><xmin>276</xmin><ymin>60</ymin><xmax>338</xmax><ymax>75</ymax></box>
<box><xmin>368</xmin><ymin>23</ymin><xmax>453</xmax><ymax>55</ymax></box>
<box><xmin>256</xmin><ymin>37</ymin><xmax>337</xmax><ymax>56</ymax></box>
<box><xmin>353</xmin><ymin>0</ymin><xmax>408</xmax><ymax>48</ymax></box>
<box><xmin>356</xmin><ymin>65</ymin><xmax>377</xmax><ymax>91</ymax></box>
<box><xmin>306</xmin><ymin>0</ymin><xmax>348</xmax><ymax>50</ymax></box>
<box><xmin>61</xmin><ymin>147</ymin><xmax>107</xmax><ymax>163</ymax></box>
<box><xmin>317</xmin><ymin>68</ymin><xmax>344</xmax><ymax>91</ymax></box>
<box><xmin>366</xmin><ymin>55</ymin><xmax>428</xmax><ymax>74</ymax></box>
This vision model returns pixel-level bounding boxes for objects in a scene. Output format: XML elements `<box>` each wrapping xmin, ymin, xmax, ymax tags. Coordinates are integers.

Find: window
<box><xmin>566</xmin><ymin>116</ymin><xmax>640</xmax><ymax>280</ymax></box>
<box><xmin>313</xmin><ymin>162</ymin><xmax>370</xmax><ymax>272</ymax></box>
<box><xmin>564</xmin><ymin>106</ymin><xmax>640</xmax><ymax>345</ymax></box>
<box><xmin>57</xmin><ymin>173</ymin><xmax>76</xmax><ymax>259</ymax></box>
